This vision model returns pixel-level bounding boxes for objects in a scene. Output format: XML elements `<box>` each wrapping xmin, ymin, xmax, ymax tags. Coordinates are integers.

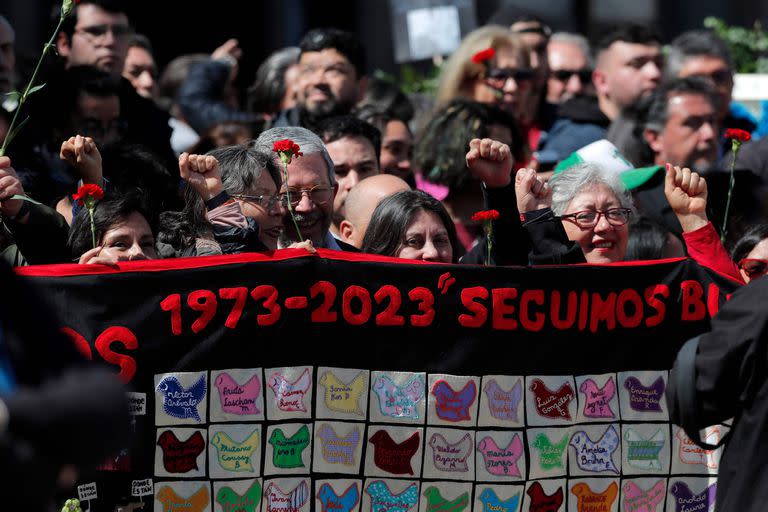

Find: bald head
<box><xmin>339</xmin><ymin>173</ymin><xmax>410</xmax><ymax>248</ymax></box>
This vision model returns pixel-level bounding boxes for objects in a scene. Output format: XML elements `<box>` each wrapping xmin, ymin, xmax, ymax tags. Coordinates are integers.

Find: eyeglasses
<box><xmin>690</xmin><ymin>69</ymin><xmax>732</xmax><ymax>87</ymax></box>
<box><xmin>550</xmin><ymin>69</ymin><xmax>592</xmax><ymax>84</ymax></box>
<box><xmin>232</xmin><ymin>193</ymin><xmax>280</xmax><ymax>210</ymax></box>
<box><xmin>278</xmin><ymin>185</ymin><xmax>334</xmax><ymax>208</ymax></box>
<box><xmin>738</xmin><ymin>258</ymin><xmax>768</xmax><ymax>279</ymax></box>
<box><xmin>75</xmin><ymin>23</ymin><xmax>134</xmax><ymax>41</ymax></box>
<box><xmin>559</xmin><ymin>208</ymin><xmax>632</xmax><ymax>229</ymax></box>
<box><xmin>485</xmin><ymin>68</ymin><xmax>536</xmax><ymax>83</ymax></box>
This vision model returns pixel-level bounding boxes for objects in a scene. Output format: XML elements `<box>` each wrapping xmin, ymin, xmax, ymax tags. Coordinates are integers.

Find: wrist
<box><xmin>204</xmin><ymin>190</ymin><xmax>233</xmax><ymax>210</ymax></box>
<box><xmin>677</xmin><ymin>213</ymin><xmax>709</xmax><ymax>233</ymax></box>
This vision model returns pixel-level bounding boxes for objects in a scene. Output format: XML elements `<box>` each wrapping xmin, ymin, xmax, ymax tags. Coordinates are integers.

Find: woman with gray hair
<box><xmin>515</xmin><ymin>162</ymin><xmax>634</xmax><ymax>264</ymax></box>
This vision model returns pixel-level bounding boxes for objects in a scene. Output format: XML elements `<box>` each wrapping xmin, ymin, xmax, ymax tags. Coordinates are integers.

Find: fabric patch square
<box><xmin>473</xmin><ymin>484</ymin><xmax>524</xmax><ymax>512</ymax></box>
<box><xmin>264</xmin><ymin>423</ymin><xmax>312</xmax><ymax>476</ymax></box>
<box><xmin>265</xmin><ymin>366</ymin><xmax>313</xmax><ymax>420</ymax></box>
<box><xmin>521</xmin><ymin>479</ymin><xmax>565</xmax><ymax>512</ymax></box>
<box><xmin>316</xmin><ymin>367</ymin><xmax>369</xmax><ymax>420</ymax></box>
<box><xmin>419</xmin><ymin>481</ymin><xmax>472</xmax><ymax>512</ymax></box>
<box><xmin>670</xmin><ymin>426</ymin><xmax>722</xmax><ymax>475</ymax></box>
<box><xmin>155</xmin><ymin>371</ymin><xmax>208</xmax><ymax>426</ymax></box>
<box><xmin>369</xmin><ymin>371</ymin><xmax>427</xmax><ymax>424</ymax></box>
<box><xmin>422</xmin><ymin>427</ymin><xmax>475</xmax><ymax>481</ymax></box>
<box><xmin>364</xmin><ymin>424</ymin><xmax>424</xmax><ymax>478</ymax></box>
<box><xmin>209</xmin><ymin>368</ymin><xmax>265</xmax><ymax>422</ymax></box>
<box><xmin>618</xmin><ymin>371</ymin><xmax>668</xmax><ymax>421</ymax></box>
<box><xmin>313</xmin><ymin>421</ymin><xmax>365</xmax><ymax>474</ymax></box>
<box><xmin>427</xmin><ymin>374</ymin><xmax>480</xmax><ymax>426</ymax></box>
<box><xmin>475</xmin><ymin>430</ymin><xmax>526</xmax><ymax>482</ymax></box>
<box><xmin>262</xmin><ymin>478</ymin><xmax>311</xmax><ymax>512</ymax></box>
<box><xmin>621</xmin><ymin>424</ymin><xmax>670</xmax><ymax>475</ymax></box>
<box><xmin>575</xmin><ymin>374</ymin><xmax>619</xmax><ymax>422</ymax></box>
<box><xmin>665</xmin><ymin>477</ymin><xmax>717</xmax><ymax>512</ymax></box>
<box><xmin>208</xmin><ymin>423</ymin><xmax>262</xmax><ymax>478</ymax></box>
<box><xmin>315</xmin><ymin>479</ymin><xmax>362</xmax><ymax>512</ymax></box>
<box><xmin>525</xmin><ymin>376</ymin><xmax>577</xmax><ymax>426</ymax></box>
<box><xmin>155</xmin><ymin>427</ymin><xmax>207</xmax><ymax>478</ymax></box>
<box><xmin>154</xmin><ymin>480</ymin><xmax>211</xmax><ymax>512</ymax></box>
<box><xmin>213</xmin><ymin>478</ymin><xmax>262</xmax><ymax>512</ymax></box>
<box><xmin>568</xmin><ymin>424</ymin><xmax>622</xmax><ymax>476</ymax></box>
<box><xmin>362</xmin><ymin>478</ymin><xmax>420</xmax><ymax>512</ymax></box>
<box><xmin>567</xmin><ymin>478</ymin><xmax>619</xmax><ymax>512</ymax></box>
<box><xmin>478</xmin><ymin>375</ymin><xmax>525</xmax><ymax>428</ymax></box>
<box><xmin>527</xmin><ymin>427</ymin><xmax>571</xmax><ymax>479</ymax></box>
<box><xmin>620</xmin><ymin>478</ymin><xmax>667</xmax><ymax>512</ymax></box>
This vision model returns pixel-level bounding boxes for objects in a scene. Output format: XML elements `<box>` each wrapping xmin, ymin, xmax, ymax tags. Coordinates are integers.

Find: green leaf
<box><xmin>9</xmin><ymin>194</ymin><xmax>42</xmax><ymax>205</ymax></box>
<box><xmin>4</xmin><ymin>90</ymin><xmax>20</xmax><ymax>103</ymax></box>
<box><xmin>25</xmin><ymin>83</ymin><xmax>45</xmax><ymax>97</ymax></box>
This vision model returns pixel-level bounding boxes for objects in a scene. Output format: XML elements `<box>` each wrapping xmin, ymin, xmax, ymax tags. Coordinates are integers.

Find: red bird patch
<box><xmin>529</xmin><ymin>379</ymin><xmax>575</xmax><ymax>420</ymax></box>
<box><xmin>526</xmin><ymin>482</ymin><xmax>564</xmax><ymax>512</ymax></box>
<box><xmin>157</xmin><ymin>430</ymin><xmax>205</xmax><ymax>473</ymax></box>
<box><xmin>368</xmin><ymin>429</ymin><xmax>420</xmax><ymax>475</ymax></box>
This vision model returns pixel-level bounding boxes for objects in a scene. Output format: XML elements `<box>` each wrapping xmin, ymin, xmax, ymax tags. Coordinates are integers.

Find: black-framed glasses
<box><xmin>75</xmin><ymin>23</ymin><xmax>133</xmax><ymax>41</ymax></box>
<box><xmin>232</xmin><ymin>193</ymin><xmax>280</xmax><ymax>210</ymax></box>
<box><xmin>278</xmin><ymin>185</ymin><xmax>334</xmax><ymax>208</ymax></box>
<box><xmin>559</xmin><ymin>208</ymin><xmax>632</xmax><ymax>229</ymax></box>
<box><xmin>485</xmin><ymin>67</ymin><xmax>536</xmax><ymax>83</ymax></box>
<box><xmin>738</xmin><ymin>258</ymin><xmax>768</xmax><ymax>279</ymax></box>
<box><xmin>550</xmin><ymin>69</ymin><xmax>592</xmax><ymax>84</ymax></box>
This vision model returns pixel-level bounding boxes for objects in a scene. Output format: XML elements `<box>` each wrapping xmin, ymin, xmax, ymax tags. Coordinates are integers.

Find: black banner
<box><xmin>19</xmin><ymin>250</ymin><xmax>739</xmax><ymax>512</ymax></box>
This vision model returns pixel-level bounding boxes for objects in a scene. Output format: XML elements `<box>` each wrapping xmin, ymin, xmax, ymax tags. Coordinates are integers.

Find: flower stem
<box><xmin>283</xmin><ymin>163</ymin><xmax>303</xmax><ymax>243</ymax></box>
<box><xmin>0</xmin><ymin>16</ymin><xmax>65</xmax><ymax>157</ymax></box>
<box><xmin>721</xmin><ymin>149</ymin><xmax>738</xmax><ymax>244</ymax></box>
<box><xmin>88</xmin><ymin>207</ymin><xmax>96</xmax><ymax>249</ymax></box>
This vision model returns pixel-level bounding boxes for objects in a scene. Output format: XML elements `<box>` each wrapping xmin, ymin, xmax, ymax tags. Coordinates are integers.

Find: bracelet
<box><xmin>204</xmin><ymin>191</ymin><xmax>232</xmax><ymax>210</ymax></box>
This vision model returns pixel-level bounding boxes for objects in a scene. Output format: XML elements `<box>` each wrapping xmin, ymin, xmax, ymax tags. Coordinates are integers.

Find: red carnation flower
<box><xmin>273</xmin><ymin>139</ymin><xmax>303</xmax><ymax>165</ymax></box>
<box><xmin>724</xmin><ymin>128</ymin><xmax>751</xmax><ymax>142</ymax></box>
<box><xmin>72</xmin><ymin>183</ymin><xmax>104</xmax><ymax>206</ymax></box>
<box><xmin>472</xmin><ymin>209</ymin><xmax>500</xmax><ymax>222</ymax></box>
<box><xmin>471</xmin><ymin>48</ymin><xmax>495</xmax><ymax>64</ymax></box>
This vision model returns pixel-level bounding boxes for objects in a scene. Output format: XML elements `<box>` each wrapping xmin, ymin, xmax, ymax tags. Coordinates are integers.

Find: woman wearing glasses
<box><xmin>732</xmin><ymin>227</ymin><xmax>768</xmax><ymax>283</ymax></box>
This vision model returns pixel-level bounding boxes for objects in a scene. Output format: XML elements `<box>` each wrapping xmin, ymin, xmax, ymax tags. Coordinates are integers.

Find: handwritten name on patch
<box><xmin>319</xmin><ymin>371</ymin><xmax>366</xmax><ymax>415</ymax></box>
<box><xmin>215</xmin><ymin>372</ymin><xmax>261</xmax><ymax>415</ymax></box>
<box><xmin>529</xmin><ymin>379</ymin><xmax>574</xmax><ymax>420</ymax></box>
<box><xmin>210</xmin><ymin>428</ymin><xmax>260</xmax><ymax>472</ymax></box>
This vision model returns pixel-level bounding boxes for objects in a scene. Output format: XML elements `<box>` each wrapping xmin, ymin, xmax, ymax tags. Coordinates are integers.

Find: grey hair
<box><xmin>665</xmin><ymin>29</ymin><xmax>733</xmax><ymax>81</ymax></box>
<box><xmin>549</xmin><ymin>163</ymin><xmax>633</xmax><ymax>215</ymax></box>
<box><xmin>549</xmin><ymin>32</ymin><xmax>594</xmax><ymax>68</ymax></box>
<box><xmin>251</xmin><ymin>126</ymin><xmax>336</xmax><ymax>186</ymax></box>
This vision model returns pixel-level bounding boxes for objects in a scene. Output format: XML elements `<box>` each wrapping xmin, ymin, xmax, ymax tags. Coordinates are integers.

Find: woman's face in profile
<box><xmin>396</xmin><ymin>208</ymin><xmax>453</xmax><ymax>263</ymax></box>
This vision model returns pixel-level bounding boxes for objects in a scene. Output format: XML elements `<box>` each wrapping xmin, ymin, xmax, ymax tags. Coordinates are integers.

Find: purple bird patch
<box><xmin>431</xmin><ymin>380</ymin><xmax>476</xmax><ymax>422</ymax></box>
<box><xmin>483</xmin><ymin>378</ymin><xmax>522</xmax><ymax>422</ymax></box>
<box><xmin>669</xmin><ymin>481</ymin><xmax>716</xmax><ymax>512</ymax></box>
<box><xmin>624</xmin><ymin>376</ymin><xmax>665</xmax><ymax>412</ymax></box>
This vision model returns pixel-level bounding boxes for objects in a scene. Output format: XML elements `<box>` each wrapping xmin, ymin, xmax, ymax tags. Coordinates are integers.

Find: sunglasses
<box><xmin>550</xmin><ymin>69</ymin><xmax>592</xmax><ymax>84</ymax></box>
<box><xmin>485</xmin><ymin>68</ymin><xmax>536</xmax><ymax>83</ymax></box>
<box><xmin>738</xmin><ymin>258</ymin><xmax>768</xmax><ymax>279</ymax></box>
<box><xmin>691</xmin><ymin>69</ymin><xmax>732</xmax><ymax>87</ymax></box>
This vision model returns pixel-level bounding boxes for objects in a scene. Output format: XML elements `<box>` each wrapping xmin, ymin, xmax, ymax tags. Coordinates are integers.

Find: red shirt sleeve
<box><xmin>683</xmin><ymin>222</ymin><xmax>745</xmax><ymax>284</ymax></box>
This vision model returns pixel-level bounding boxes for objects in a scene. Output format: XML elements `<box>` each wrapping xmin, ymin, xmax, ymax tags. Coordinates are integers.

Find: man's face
<box><xmin>278</xmin><ymin>152</ymin><xmax>338</xmax><ymax>247</ymax></box>
<box><xmin>596</xmin><ymin>41</ymin><xmax>662</xmax><ymax>114</ymax></box>
<box><xmin>677</xmin><ymin>56</ymin><xmax>732</xmax><ymax>122</ymax></box>
<box><xmin>297</xmin><ymin>48</ymin><xmax>363</xmax><ymax>117</ymax></box>
<box><xmin>123</xmin><ymin>46</ymin><xmax>158</xmax><ymax>99</ymax></box>
<box><xmin>71</xmin><ymin>92</ymin><xmax>122</xmax><ymax>146</ymax></box>
<box><xmin>326</xmin><ymin>135</ymin><xmax>379</xmax><ymax>229</ymax></box>
<box><xmin>0</xmin><ymin>18</ymin><xmax>15</xmax><ymax>95</ymax></box>
<box><xmin>546</xmin><ymin>40</ymin><xmax>591</xmax><ymax>103</ymax></box>
<box><xmin>648</xmin><ymin>93</ymin><xmax>718</xmax><ymax>169</ymax></box>
<box><xmin>58</xmin><ymin>4</ymin><xmax>131</xmax><ymax>72</ymax></box>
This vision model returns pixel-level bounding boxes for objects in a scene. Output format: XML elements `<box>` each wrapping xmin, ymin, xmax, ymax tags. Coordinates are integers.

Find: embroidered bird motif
<box><xmin>579</xmin><ymin>377</ymin><xmax>616</xmax><ymax>418</ymax></box>
<box><xmin>318</xmin><ymin>371</ymin><xmax>366</xmax><ymax>415</ymax></box>
<box><xmin>668</xmin><ymin>481</ymin><xmax>716</xmax><ymax>512</ymax></box>
<box><xmin>483</xmin><ymin>378</ymin><xmax>522</xmax><ymax>422</ymax></box>
<box><xmin>476</xmin><ymin>434</ymin><xmax>524</xmax><ymax>476</ymax></box>
<box><xmin>156</xmin><ymin>429</ymin><xmax>205</xmax><ymax>473</ymax></box>
<box><xmin>214</xmin><ymin>371</ymin><xmax>261</xmax><ymax>415</ymax></box>
<box><xmin>569</xmin><ymin>425</ymin><xmax>620</xmax><ymax>474</ymax></box>
<box><xmin>156</xmin><ymin>374</ymin><xmax>207</xmax><ymax>422</ymax></box>
<box><xmin>431</xmin><ymin>380</ymin><xmax>476</xmax><ymax>421</ymax></box>
<box><xmin>268</xmin><ymin>424</ymin><xmax>310</xmax><ymax>468</ymax></box>
<box><xmin>365</xmin><ymin>480</ymin><xmax>418</xmax><ymax>512</ymax></box>
<box><xmin>479</xmin><ymin>488</ymin><xmax>520</xmax><ymax>512</ymax></box>
<box><xmin>216</xmin><ymin>480</ymin><xmax>262</xmax><ymax>512</ymax></box>
<box><xmin>526</xmin><ymin>481</ymin><xmax>564</xmax><ymax>512</ymax></box>
<box><xmin>624</xmin><ymin>428</ymin><xmax>665</xmax><ymax>470</ymax></box>
<box><xmin>622</xmin><ymin>480</ymin><xmax>665</xmax><ymax>512</ymax></box>
<box><xmin>316</xmin><ymin>483</ymin><xmax>360</xmax><ymax>512</ymax></box>
<box><xmin>676</xmin><ymin>428</ymin><xmax>720</xmax><ymax>469</ymax></box>
<box><xmin>268</xmin><ymin>368</ymin><xmax>311</xmax><ymax>412</ymax></box>
<box><xmin>571</xmin><ymin>482</ymin><xmax>618</xmax><ymax>512</ymax></box>
<box><xmin>156</xmin><ymin>484</ymin><xmax>209</xmax><ymax>512</ymax></box>
<box><xmin>532</xmin><ymin>432</ymin><xmax>569</xmax><ymax>471</ymax></box>
<box><xmin>423</xmin><ymin>486</ymin><xmax>469</xmax><ymax>512</ymax></box>
<box><xmin>210</xmin><ymin>428</ymin><xmax>260</xmax><ymax>472</ymax></box>
<box><xmin>265</xmin><ymin>480</ymin><xmax>309</xmax><ymax>512</ymax></box>
<box><xmin>623</xmin><ymin>376</ymin><xmax>665</xmax><ymax>412</ymax></box>
<box><xmin>368</xmin><ymin>429</ymin><xmax>420</xmax><ymax>475</ymax></box>
<box><xmin>315</xmin><ymin>423</ymin><xmax>361</xmax><ymax>465</ymax></box>
<box><xmin>427</xmin><ymin>432</ymin><xmax>472</xmax><ymax>472</ymax></box>
<box><xmin>372</xmin><ymin>374</ymin><xmax>425</xmax><ymax>419</ymax></box>
<box><xmin>529</xmin><ymin>379</ymin><xmax>574</xmax><ymax>420</ymax></box>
